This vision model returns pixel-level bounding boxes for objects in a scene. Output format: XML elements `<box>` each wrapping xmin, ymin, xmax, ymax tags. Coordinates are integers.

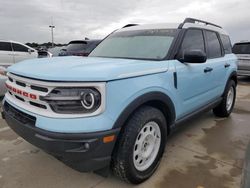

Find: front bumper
<box><xmin>2</xmin><ymin>101</ymin><xmax>120</xmax><ymax>172</ymax></box>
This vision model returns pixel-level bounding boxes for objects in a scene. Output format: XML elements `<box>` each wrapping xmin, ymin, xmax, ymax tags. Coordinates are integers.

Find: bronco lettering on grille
<box><xmin>5</xmin><ymin>83</ymin><xmax>37</xmax><ymax>100</ymax></box>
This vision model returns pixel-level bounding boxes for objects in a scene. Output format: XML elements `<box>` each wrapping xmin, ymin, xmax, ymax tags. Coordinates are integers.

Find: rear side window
<box><xmin>12</xmin><ymin>43</ymin><xmax>29</xmax><ymax>52</ymax></box>
<box><xmin>0</xmin><ymin>42</ymin><xmax>12</xmax><ymax>51</ymax></box>
<box><xmin>220</xmin><ymin>35</ymin><xmax>232</xmax><ymax>54</ymax></box>
<box><xmin>179</xmin><ymin>29</ymin><xmax>205</xmax><ymax>56</ymax></box>
<box><xmin>205</xmin><ymin>31</ymin><xmax>222</xmax><ymax>59</ymax></box>
<box><xmin>233</xmin><ymin>43</ymin><xmax>250</xmax><ymax>54</ymax></box>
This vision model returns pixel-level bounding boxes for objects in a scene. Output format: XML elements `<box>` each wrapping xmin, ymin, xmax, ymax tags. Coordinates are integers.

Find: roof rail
<box><xmin>178</xmin><ymin>18</ymin><xmax>222</xmax><ymax>29</ymax></box>
<box><xmin>122</xmin><ymin>24</ymin><xmax>139</xmax><ymax>28</ymax></box>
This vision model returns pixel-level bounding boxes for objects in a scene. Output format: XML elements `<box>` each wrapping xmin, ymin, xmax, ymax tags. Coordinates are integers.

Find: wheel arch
<box><xmin>229</xmin><ymin>71</ymin><xmax>237</xmax><ymax>86</ymax></box>
<box><xmin>223</xmin><ymin>71</ymin><xmax>237</xmax><ymax>95</ymax></box>
<box><xmin>112</xmin><ymin>91</ymin><xmax>176</xmax><ymax>135</ymax></box>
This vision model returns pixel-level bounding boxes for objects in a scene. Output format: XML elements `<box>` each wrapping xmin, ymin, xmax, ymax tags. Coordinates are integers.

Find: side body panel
<box><xmin>174</xmin><ymin>60</ymin><xmax>216</xmax><ymax>117</ymax></box>
<box><xmin>236</xmin><ymin>54</ymin><xmax>250</xmax><ymax>75</ymax></box>
<box><xmin>12</xmin><ymin>42</ymin><xmax>38</xmax><ymax>63</ymax></box>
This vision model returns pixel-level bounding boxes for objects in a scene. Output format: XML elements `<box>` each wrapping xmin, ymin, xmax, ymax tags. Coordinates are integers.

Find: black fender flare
<box><xmin>112</xmin><ymin>91</ymin><xmax>176</xmax><ymax>131</ymax></box>
<box><xmin>228</xmin><ymin>71</ymin><xmax>237</xmax><ymax>85</ymax></box>
<box><xmin>224</xmin><ymin>71</ymin><xmax>237</xmax><ymax>94</ymax></box>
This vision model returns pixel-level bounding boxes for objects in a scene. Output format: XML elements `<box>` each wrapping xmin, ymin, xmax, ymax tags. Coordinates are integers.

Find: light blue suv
<box><xmin>2</xmin><ymin>18</ymin><xmax>237</xmax><ymax>184</ymax></box>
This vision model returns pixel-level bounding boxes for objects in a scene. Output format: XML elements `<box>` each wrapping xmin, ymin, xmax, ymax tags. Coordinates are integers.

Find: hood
<box><xmin>7</xmin><ymin>56</ymin><xmax>169</xmax><ymax>82</ymax></box>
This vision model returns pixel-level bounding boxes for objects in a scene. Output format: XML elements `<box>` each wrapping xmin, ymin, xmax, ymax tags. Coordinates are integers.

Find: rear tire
<box><xmin>111</xmin><ymin>106</ymin><xmax>167</xmax><ymax>184</ymax></box>
<box><xmin>213</xmin><ymin>80</ymin><xmax>236</xmax><ymax>117</ymax></box>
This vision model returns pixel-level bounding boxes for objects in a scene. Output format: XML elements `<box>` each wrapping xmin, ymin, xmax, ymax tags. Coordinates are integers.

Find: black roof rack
<box><xmin>122</xmin><ymin>24</ymin><xmax>139</xmax><ymax>28</ymax></box>
<box><xmin>178</xmin><ymin>18</ymin><xmax>222</xmax><ymax>29</ymax></box>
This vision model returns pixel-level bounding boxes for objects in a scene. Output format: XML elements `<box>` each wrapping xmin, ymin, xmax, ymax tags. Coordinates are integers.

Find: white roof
<box><xmin>117</xmin><ymin>22</ymin><xmax>228</xmax><ymax>35</ymax></box>
<box><xmin>120</xmin><ymin>23</ymin><xmax>180</xmax><ymax>31</ymax></box>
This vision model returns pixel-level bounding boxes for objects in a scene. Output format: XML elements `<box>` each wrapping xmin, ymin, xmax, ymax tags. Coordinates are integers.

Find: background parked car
<box><xmin>233</xmin><ymin>41</ymin><xmax>250</xmax><ymax>76</ymax></box>
<box><xmin>0</xmin><ymin>40</ymin><xmax>38</xmax><ymax>68</ymax></box>
<box><xmin>48</xmin><ymin>46</ymin><xmax>66</xmax><ymax>57</ymax></box>
<box><xmin>38</xmin><ymin>50</ymin><xmax>53</xmax><ymax>58</ymax></box>
<box><xmin>58</xmin><ymin>39</ymin><xmax>101</xmax><ymax>56</ymax></box>
<box><xmin>0</xmin><ymin>66</ymin><xmax>7</xmax><ymax>96</ymax></box>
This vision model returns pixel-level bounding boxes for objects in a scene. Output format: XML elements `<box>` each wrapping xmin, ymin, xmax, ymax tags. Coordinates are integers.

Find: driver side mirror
<box><xmin>179</xmin><ymin>50</ymin><xmax>207</xmax><ymax>63</ymax></box>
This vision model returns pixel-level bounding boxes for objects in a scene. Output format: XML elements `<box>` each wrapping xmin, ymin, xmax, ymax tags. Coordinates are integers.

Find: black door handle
<box><xmin>224</xmin><ymin>63</ymin><xmax>231</xmax><ymax>68</ymax></box>
<box><xmin>204</xmin><ymin>67</ymin><xmax>213</xmax><ymax>73</ymax></box>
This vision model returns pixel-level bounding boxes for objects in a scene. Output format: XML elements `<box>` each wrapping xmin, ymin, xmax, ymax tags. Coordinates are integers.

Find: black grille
<box><xmin>29</xmin><ymin>101</ymin><xmax>47</xmax><ymax>109</ymax></box>
<box><xmin>15</xmin><ymin>95</ymin><xmax>25</xmax><ymax>102</ymax></box>
<box><xmin>30</xmin><ymin>85</ymin><xmax>48</xmax><ymax>92</ymax></box>
<box><xmin>16</xmin><ymin>81</ymin><xmax>26</xmax><ymax>87</ymax></box>
<box><xmin>8</xmin><ymin>77</ymin><xmax>13</xmax><ymax>82</ymax></box>
<box><xmin>4</xmin><ymin>102</ymin><xmax>36</xmax><ymax>126</ymax></box>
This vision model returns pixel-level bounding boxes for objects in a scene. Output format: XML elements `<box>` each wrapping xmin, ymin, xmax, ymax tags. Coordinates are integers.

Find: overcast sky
<box><xmin>0</xmin><ymin>0</ymin><xmax>249</xmax><ymax>44</ymax></box>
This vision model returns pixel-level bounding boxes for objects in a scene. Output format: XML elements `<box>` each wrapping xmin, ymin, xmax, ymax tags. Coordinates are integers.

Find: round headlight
<box><xmin>41</xmin><ymin>87</ymin><xmax>102</xmax><ymax>114</ymax></box>
<box><xmin>81</xmin><ymin>92</ymin><xmax>95</xmax><ymax>109</ymax></box>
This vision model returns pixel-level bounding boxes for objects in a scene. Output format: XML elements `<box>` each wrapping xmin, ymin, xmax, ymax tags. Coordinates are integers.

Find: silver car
<box><xmin>233</xmin><ymin>42</ymin><xmax>250</xmax><ymax>76</ymax></box>
<box><xmin>0</xmin><ymin>66</ymin><xmax>7</xmax><ymax>96</ymax></box>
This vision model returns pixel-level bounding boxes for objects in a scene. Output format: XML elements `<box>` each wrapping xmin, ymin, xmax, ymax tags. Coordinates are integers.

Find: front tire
<box><xmin>213</xmin><ymin>80</ymin><xmax>236</xmax><ymax>117</ymax></box>
<box><xmin>111</xmin><ymin>106</ymin><xmax>167</xmax><ymax>184</ymax></box>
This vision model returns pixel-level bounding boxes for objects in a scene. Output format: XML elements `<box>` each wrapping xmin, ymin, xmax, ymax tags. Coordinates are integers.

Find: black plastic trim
<box><xmin>173</xmin><ymin>97</ymin><xmax>222</xmax><ymax>131</ymax></box>
<box><xmin>2</xmin><ymin>102</ymin><xmax>120</xmax><ymax>172</ymax></box>
<box><xmin>173</xmin><ymin>72</ymin><xmax>177</xmax><ymax>89</ymax></box>
<box><xmin>112</xmin><ymin>92</ymin><xmax>176</xmax><ymax>129</ymax></box>
<box><xmin>178</xmin><ymin>17</ymin><xmax>222</xmax><ymax>29</ymax></box>
<box><xmin>227</xmin><ymin>71</ymin><xmax>238</xmax><ymax>87</ymax></box>
<box><xmin>122</xmin><ymin>24</ymin><xmax>139</xmax><ymax>28</ymax></box>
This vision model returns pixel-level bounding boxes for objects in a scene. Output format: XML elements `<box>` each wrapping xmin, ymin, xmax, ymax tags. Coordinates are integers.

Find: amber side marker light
<box><xmin>103</xmin><ymin>135</ymin><xmax>115</xmax><ymax>143</ymax></box>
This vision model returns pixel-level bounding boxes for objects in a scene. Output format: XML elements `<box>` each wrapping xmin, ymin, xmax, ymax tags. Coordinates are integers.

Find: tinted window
<box><xmin>12</xmin><ymin>43</ymin><xmax>29</xmax><ymax>52</ymax></box>
<box><xmin>67</xmin><ymin>41</ymin><xmax>87</xmax><ymax>52</ymax></box>
<box><xmin>232</xmin><ymin>43</ymin><xmax>250</xmax><ymax>54</ymax></box>
<box><xmin>220</xmin><ymin>35</ymin><xmax>232</xmax><ymax>54</ymax></box>
<box><xmin>179</xmin><ymin>29</ymin><xmax>205</xmax><ymax>57</ymax></box>
<box><xmin>85</xmin><ymin>41</ymin><xmax>100</xmax><ymax>53</ymax></box>
<box><xmin>90</xmin><ymin>29</ymin><xmax>176</xmax><ymax>60</ymax></box>
<box><xmin>0</xmin><ymin>42</ymin><xmax>12</xmax><ymax>51</ymax></box>
<box><xmin>205</xmin><ymin>31</ymin><xmax>222</xmax><ymax>58</ymax></box>
<box><xmin>66</xmin><ymin>41</ymin><xmax>100</xmax><ymax>53</ymax></box>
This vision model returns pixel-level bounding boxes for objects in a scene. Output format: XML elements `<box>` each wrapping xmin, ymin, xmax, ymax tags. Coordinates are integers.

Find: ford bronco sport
<box><xmin>2</xmin><ymin>18</ymin><xmax>237</xmax><ymax>184</ymax></box>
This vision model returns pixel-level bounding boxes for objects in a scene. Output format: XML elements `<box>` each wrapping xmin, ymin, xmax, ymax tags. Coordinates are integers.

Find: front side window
<box><xmin>89</xmin><ymin>29</ymin><xmax>177</xmax><ymax>60</ymax></box>
<box><xmin>179</xmin><ymin>29</ymin><xmax>205</xmax><ymax>58</ymax></box>
<box><xmin>205</xmin><ymin>31</ymin><xmax>222</xmax><ymax>58</ymax></box>
<box><xmin>12</xmin><ymin>43</ymin><xmax>29</xmax><ymax>52</ymax></box>
<box><xmin>0</xmin><ymin>42</ymin><xmax>12</xmax><ymax>51</ymax></box>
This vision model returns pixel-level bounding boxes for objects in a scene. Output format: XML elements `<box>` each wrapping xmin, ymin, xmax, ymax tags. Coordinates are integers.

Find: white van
<box><xmin>0</xmin><ymin>40</ymin><xmax>38</xmax><ymax>67</ymax></box>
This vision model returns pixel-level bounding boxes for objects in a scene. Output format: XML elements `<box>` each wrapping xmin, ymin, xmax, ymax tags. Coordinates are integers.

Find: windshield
<box><xmin>89</xmin><ymin>29</ymin><xmax>176</xmax><ymax>60</ymax></box>
<box><xmin>67</xmin><ymin>42</ymin><xmax>87</xmax><ymax>52</ymax></box>
<box><xmin>233</xmin><ymin>43</ymin><xmax>250</xmax><ymax>54</ymax></box>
